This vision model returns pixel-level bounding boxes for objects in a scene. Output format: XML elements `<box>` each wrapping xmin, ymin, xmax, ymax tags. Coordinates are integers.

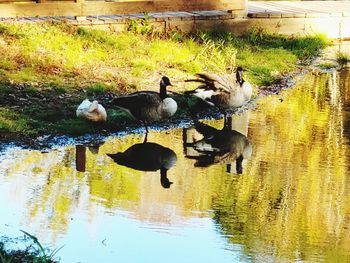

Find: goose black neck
<box><xmin>160</xmin><ymin>167</ymin><xmax>172</xmax><ymax>189</ymax></box>
<box><xmin>159</xmin><ymin>84</ymin><xmax>168</xmax><ymax>99</ymax></box>
<box><xmin>236</xmin><ymin>155</ymin><xmax>244</xmax><ymax>174</ymax></box>
<box><xmin>236</xmin><ymin>70</ymin><xmax>245</xmax><ymax>86</ymax></box>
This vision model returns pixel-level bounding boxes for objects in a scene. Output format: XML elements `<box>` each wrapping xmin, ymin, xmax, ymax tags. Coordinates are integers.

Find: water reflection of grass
<box><xmin>0</xmin><ymin>22</ymin><xmax>327</xmax><ymax>139</ymax></box>
<box><xmin>1</xmin><ymin>71</ymin><xmax>349</xmax><ymax>262</ymax></box>
<box><xmin>212</xmin><ymin>72</ymin><xmax>350</xmax><ymax>262</ymax></box>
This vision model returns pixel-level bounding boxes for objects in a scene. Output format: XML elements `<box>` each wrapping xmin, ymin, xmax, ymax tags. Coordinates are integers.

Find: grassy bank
<box><xmin>0</xmin><ymin>244</ymin><xmax>57</xmax><ymax>263</ymax></box>
<box><xmin>0</xmin><ymin>231</ymin><xmax>59</xmax><ymax>263</ymax></box>
<box><xmin>0</xmin><ymin>22</ymin><xmax>328</xmax><ymax>141</ymax></box>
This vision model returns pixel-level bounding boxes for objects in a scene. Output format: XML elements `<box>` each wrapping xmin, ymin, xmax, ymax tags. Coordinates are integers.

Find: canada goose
<box><xmin>76</xmin><ymin>99</ymin><xmax>107</xmax><ymax>122</ymax></box>
<box><xmin>107</xmin><ymin>142</ymin><xmax>177</xmax><ymax>188</ymax></box>
<box><xmin>185</xmin><ymin>66</ymin><xmax>252</xmax><ymax>122</ymax></box>
<box><xmin>183</xmin><ymin>120</ymin><xmax>252</xmax><ymax>174</ymax></box>
<box><xmin>111</xmin><ymin>76</ymin><xmax>177</xmax><ymax>133</ymax></box>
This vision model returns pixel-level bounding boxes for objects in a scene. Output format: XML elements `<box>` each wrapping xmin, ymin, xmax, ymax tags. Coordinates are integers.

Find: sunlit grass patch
<box><xmin>86</xmin><ymin>83</ymin><xmax>109</xmax><ymax>95</ymax></box>
<box><xmin>336</xmin><ymin>51</ymin><xmax>350</xmax><ymax>65</ymax></box>
<box><xmin>191</xmin><ymin>30</ymin><xmax>318</xmax><ymax>86</ymax></box>
<box><xmin>237</xmin><ymin>48</ymin><xmax>297</xmax><ymax>86</ymax></box>
<box><xmin>317</xmin><ymin>62</ymin><xmax>337</xmax><ymax>70</ymax></box>
<box><xmin>149</xmin><ymin>40</ymin><xmax>192</xmax><ymax>62</ymax></box>
<box><xmin>7</xmin><ymin>68</ymin><xmax>38</xmax><ymax>83</ymax></box>
<box><xmin>0</xmin><ymin>23</ymin><xmax>215</xmax><ymax>90</ymax></box>
<box><xmin>0</xmin><ymin>22</ymin><xmax>328</xmax><ymax>92</ymax></box>
<box><xmin>131</xmin><ymin>58</ymin><xmax>157</xmax><ymax>72</ymax></box>
<box><xmin>196</xmin><ymin>29</ymin><xmax>328</xmax><ymax>61</ymax></box>
<box><xmin>0</xmin><ymin>58</ymin><xmax>17</xmax><ymax>71</ymax></box>
<box><xmin>0</xmin><ymin>22</ymin><xmax>329</xmax><ymax>139</ymax></box>
<box><xmin>241</xmin><ymin>29</ymin><xmax>329</xmax><ymax>59</ymax></box>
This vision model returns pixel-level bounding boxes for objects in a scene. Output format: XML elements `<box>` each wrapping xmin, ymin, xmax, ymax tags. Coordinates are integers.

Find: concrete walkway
<box><xmin>247</xmin><ymin>1</ymin><xmax>350</xmax><ymax>38</ymax></box>
<box><xmin>248</xmin><ymin>1</ymin><xmax>350</xmax><ymax>17</ymax></box>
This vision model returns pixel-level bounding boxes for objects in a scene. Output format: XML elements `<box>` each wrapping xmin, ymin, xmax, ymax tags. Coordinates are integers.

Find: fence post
<box><xmin>75</xmin><ymin>0</ymin><xmax>86</xmax><ymax>21</ymax></box>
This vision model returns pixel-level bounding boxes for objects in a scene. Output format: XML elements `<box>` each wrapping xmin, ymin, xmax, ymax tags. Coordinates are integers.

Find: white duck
<box><xmin>76</xmin><ymin>99</ymin><xmax>107</xmax><ymax>122</ymax></box>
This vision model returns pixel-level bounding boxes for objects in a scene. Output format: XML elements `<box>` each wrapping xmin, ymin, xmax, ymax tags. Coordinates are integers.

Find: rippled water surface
<box><xmin>0</xmin><ymin>68</ymin><xmax>350</xmax><ymax>263</ymax></box>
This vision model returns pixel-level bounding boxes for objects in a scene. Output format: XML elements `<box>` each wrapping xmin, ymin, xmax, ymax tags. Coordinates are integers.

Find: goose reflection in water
<box><xmin>183</xmin><ymin>119</ymin><xmax>252</xmax><ymax>174</ymax></box>
<box><xmin>107</xmin><ymin>142</ymin><xmax>177</xmax><ymax>188</ymax></box>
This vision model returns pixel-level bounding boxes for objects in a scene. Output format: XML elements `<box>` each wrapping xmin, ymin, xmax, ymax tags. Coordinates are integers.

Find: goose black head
<box><xmin>236</xmin><ymin>66</ymin><xmax>244</xmax><ymax>86</ymax></box>
<box><xmin>160</xmin><ymin>76</ymin><xmax>173</xmax><ymax>99</ymax></box>
<box><xmin>161</xmin><ymin>76</ymin><xmax>172</xmax><ymax>87</ymax></box>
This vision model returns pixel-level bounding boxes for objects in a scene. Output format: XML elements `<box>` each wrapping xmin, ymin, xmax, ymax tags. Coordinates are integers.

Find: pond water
<box><xmin>0</xmin><ymin>68</ymin><xmax>350</xmax><ymax>263</ymax></box>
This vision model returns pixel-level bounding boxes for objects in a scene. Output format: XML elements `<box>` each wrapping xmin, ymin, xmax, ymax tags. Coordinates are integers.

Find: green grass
<box><xmin>0</xmin><ymin>22</ymin><xmax>328</xmax><ymax>139</ymax></box>
<box><xmin>336</xmin><ymin>51</ymin><xmax>350</xmax><ymax>65</ymax></box>
<box><xmin>193</xmin><ymin>30</ymin><xmax>328</xmax><ymax>85</ymax></box>
<box><xmin>0</xmin><ymin>108</ymin><xmax>32</xmax><ymax>135</ymax></box>
<box><xmin>317</xmin><ymin>62</ymin><xmax>337</xmax><ymax>70</ymax></box>
<box><xmin>0</xmin><ymin>231</ymin><xmax>60</xmax><ymax>263</ymax></box>
<box><xmin>0</xmin><ymin>22</ymin><xmax>327</xmax><ymax>90</ymax></box>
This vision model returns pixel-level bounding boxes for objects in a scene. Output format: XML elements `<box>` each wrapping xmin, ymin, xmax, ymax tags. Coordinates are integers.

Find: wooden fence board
<box><xmin>0</xmin><ymin>3</ymin><xmax>82</xmax><ymax>17</ymax></box>
<box><xmin>0</xmin><ymin>0</ymin><xmax>34</xmax><ymax>2</ymax></box>
<box><xmin>0</xmin><ymin>0</ymin><xmax>245</xmax><ymax>18</ymax></box>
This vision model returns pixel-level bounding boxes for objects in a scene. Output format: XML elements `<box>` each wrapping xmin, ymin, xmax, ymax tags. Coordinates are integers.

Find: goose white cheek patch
<box><xmin>162</xmin><ymin>98</ymin><xmax>178</xmax><ymax>117</ymax></box>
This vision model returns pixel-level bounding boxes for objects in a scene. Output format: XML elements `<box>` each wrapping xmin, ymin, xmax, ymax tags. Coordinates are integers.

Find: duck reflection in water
<box><xmin>183</xmin><ymin>118</ymin><xmax>252</xmax><ymax>174</ymax></box>
<box><xmin>107</xmin><ymin>142</ymin><xmax>177</xmax><ymax>188</ymax></box>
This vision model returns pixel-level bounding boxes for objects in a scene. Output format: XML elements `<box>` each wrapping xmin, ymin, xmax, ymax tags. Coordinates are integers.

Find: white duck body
<box><xmin>76</xmin><ymin>99</ymin><xmax>107</xmax><ymax>122</ymax></box>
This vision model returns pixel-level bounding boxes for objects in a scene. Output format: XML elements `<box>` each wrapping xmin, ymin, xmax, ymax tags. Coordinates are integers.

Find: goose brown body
<box><xmin>185</xmin><ymin>67</ymin><xmax>252</xmax><ymax>110</ymax></box>
<box><xmin>112</xmin><ymin>76</ymin><xmax>177</xmax><ymax>124</ymax></box>
<box><xmin>112</xmin><ymin>91</ymin><xmax>175</xmax><ymax>122</ymax></box>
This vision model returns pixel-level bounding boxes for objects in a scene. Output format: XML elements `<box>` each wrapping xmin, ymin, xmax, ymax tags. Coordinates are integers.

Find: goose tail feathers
<box><xmin>185</xmin><ymin>78</ymin><xmax>208</xmax><ymax>84</ymax></box>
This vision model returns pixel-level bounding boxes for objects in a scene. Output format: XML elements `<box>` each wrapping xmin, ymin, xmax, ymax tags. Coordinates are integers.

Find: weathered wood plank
<box><xmin>0</xmin><ymin>0</ymin><xmax>83</xmax><ymax>1</ymax></box>
<box><xmin>0</xmin><ymin>0</ymin><xmax>245</xmax><ymax>18</ymax></box>
<box><xmin>152</xmin><ymin>0</ymin><xmax>244</xmax><ymax>12</ymax></box>
<box><xmin>0</xmin><ymin>3</ymin><xmax>82</xmax><ymax>17</ymax></box>
<box><xmin>0</xmin><ymin>0</ymin><xmax>34</xmax><ymax>2</ymax></box>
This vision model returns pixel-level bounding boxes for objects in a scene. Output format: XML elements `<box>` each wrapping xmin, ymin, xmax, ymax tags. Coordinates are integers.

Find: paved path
<box><xmin>248</xmin><ymin>1</ymin><xmax>350</xmax><ymax>17</ymax></box>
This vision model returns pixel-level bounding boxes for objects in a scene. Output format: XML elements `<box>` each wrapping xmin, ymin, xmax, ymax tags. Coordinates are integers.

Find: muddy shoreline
<box><xmin>0</xmin><ymin>69</ymin><xmax>306</xmax><ymax>150</ymax></box>
<box><xmin>2</xmin><ymin>53</ymin><xmax>345</xmax><ymax>149</ymax></box>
